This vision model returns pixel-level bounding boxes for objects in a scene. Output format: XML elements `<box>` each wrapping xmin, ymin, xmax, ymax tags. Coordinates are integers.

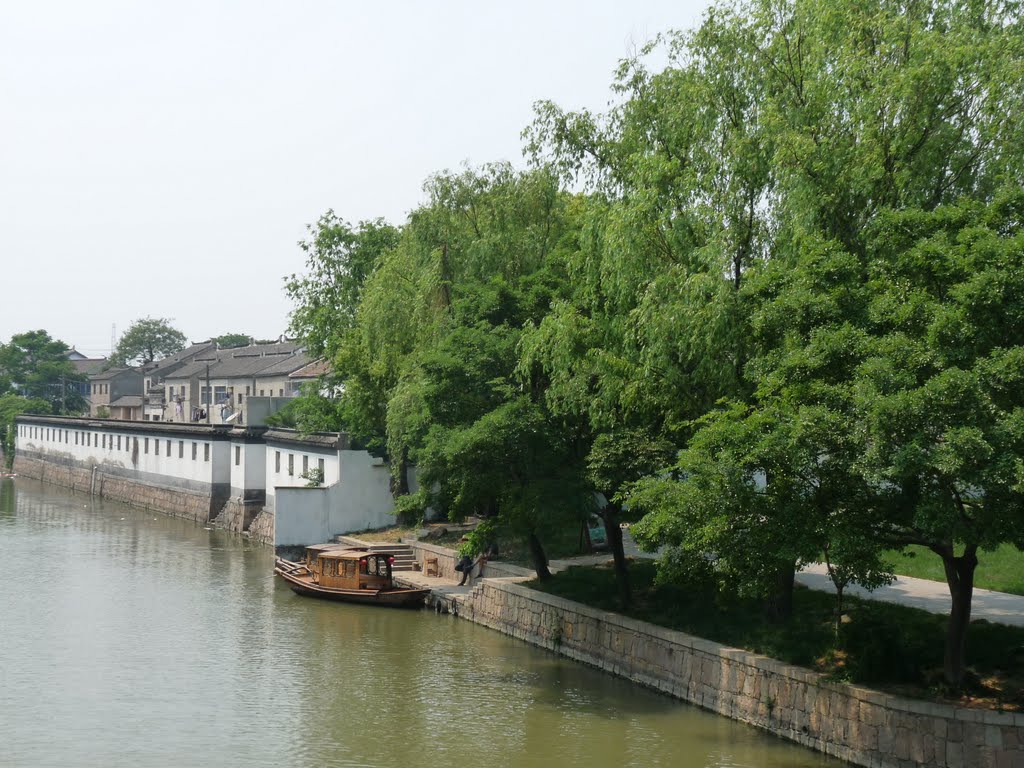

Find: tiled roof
<box><xmin>162</xmin><ymin>342</ymin><xmax>308</xmax><ymax>382</ymax></box>
<box><xmin>71</xmin><ymin>358</ymin><xmax>107</xmax><ymax>375</ymax></box>
<box><xmin>90</xmin><ymin>367</ymin><xmax>142</xmax><ymax>382</ymax></box>
<box><xmin>145</xmin><ymin>341</ymin><xmax>217</xmax><ymax>374</ymax></box>
<box><xmin>289</xmin><ymin>359</ymin><xmax>331</xmax><ymax>379</ymax></box>
<box><xmin>109</xmin><ymin>396</ymin><xmax>144</xmax><ymax>408</ymax></box>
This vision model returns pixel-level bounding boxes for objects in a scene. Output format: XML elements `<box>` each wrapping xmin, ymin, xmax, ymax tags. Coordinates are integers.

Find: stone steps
<box><xmin>335</xmin><ymin>536</ymin><xmax>416</xmax><ymax>571</ymax></box>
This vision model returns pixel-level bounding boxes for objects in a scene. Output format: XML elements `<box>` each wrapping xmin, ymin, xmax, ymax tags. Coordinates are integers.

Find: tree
<box><xmin>112</xmin><ymin>318</ymin><xmax>187</xmax><ymax>366</ymax></box>
<box><xmin>0</xmin><ymin>330</ymin><xmax>87</xmax><ymax>414</ymax></box>
<box><xmin>0</xmin><ymin>394</ymin><xmax>51</xmax><ymax>468</ymax></box>
<box><xmin>524</xmin><ymin>0</ymin><xmax>1024</xmax><ymax>683</ymax></box>
<box><xmin>285</xmin><ymin>214</ymin><xmax>401</xmax><ymax>359</ymax></box>
<box><xmin>213</xmin><ymin>333</ymin><xmax>251</xmax><ymax>349</ymax></box>
<box><xmin>585</xmin><ymin>429</ymin><xmax>676</xmax><ymax>607</ymax></box>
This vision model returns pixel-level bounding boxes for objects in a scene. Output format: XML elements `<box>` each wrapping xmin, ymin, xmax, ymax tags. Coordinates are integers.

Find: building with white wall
<box><xmin>13</xmin><ymin>414</ymin><xmax>399</xmax><ymax>549</ymax></box>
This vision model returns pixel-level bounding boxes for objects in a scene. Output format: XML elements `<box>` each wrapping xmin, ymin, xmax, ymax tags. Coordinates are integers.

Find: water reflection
<box><xmin>0</xmin><ymin>480</ymin><xmax>839</xmax><ymax>768</ymax></box>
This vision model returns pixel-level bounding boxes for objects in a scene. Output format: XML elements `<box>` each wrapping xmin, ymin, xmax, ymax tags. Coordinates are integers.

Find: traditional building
<box><xmin>89</xmin><ymin>367</ymin><xmax>144</xmax><ymax>419</ymax></box>
<box><xmin>161</xmin><ymin>340</ymin><xmax>309</xmax><ymax>425</ymax></box>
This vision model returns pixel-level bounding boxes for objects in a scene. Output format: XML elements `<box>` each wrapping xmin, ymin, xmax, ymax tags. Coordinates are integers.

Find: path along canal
<box><xmin>0</xmin><ymin>479</ymin><xmax>841</xmax><ymax>768</ymax></box>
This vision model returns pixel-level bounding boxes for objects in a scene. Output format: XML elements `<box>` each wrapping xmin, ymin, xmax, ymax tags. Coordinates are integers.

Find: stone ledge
<box><xmin>452</xmin><ymin>576</ymin><xmax>1023</xmax><ymax>768</ymax></box>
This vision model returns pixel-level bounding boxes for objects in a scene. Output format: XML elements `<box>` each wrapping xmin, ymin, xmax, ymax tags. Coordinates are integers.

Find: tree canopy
<box><xmin>0</xmin><ymin>330</ymin><xmax>86</xmax><ymax>414</ymax></box>
<box><xmin>112</xmin><ymin>317</ymin><xmax>187</xmax><ymax>366</ymax></box>
<box><xmin>283</xmin><ymin>0</ymin><xmax>1024</xmax><ymax>686</ymax></box>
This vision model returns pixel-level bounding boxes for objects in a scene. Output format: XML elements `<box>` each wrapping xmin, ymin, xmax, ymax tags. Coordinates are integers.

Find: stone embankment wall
<box><xmin>247</xmin><ymin>509</ymin><xmax>275</xmax><ymax>545</ymax></box>
<box><xmin>14</xmin><ymin>455</ymin><xmax>224</xmax><ymax>523</ymax></box>
<box><xmin>446</xmin><ymin>573</ymin><xmax>1022</xmax><ymax>768</ymax></box>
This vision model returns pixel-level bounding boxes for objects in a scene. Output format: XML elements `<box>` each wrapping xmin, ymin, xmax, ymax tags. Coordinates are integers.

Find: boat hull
<box><xmin>274</xmin><ymin>559</ymin><xmax>428</xmax><ymax>608</ymax></box>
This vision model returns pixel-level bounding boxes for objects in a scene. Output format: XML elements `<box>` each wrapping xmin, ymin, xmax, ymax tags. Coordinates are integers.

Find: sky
<box><xmin>1</xmin><ymin>1</ymin><xmax>710</xmax><ymax>358</ymax></box>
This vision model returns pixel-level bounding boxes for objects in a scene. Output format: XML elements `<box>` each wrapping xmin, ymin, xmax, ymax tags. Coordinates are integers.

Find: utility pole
<box><xmin>205</xmin><ymin>363</ymin><xmax>211</xmax><ymax>424</ymax></box>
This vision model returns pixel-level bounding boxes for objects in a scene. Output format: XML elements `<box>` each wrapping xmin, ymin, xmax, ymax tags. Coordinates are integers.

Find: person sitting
<box><xmin>455</xmin><ymin>554</ymin><xmax>474</xmax><ymax>586</ymax></box>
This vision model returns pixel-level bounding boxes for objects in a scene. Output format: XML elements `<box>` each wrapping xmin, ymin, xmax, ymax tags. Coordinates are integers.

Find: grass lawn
<box><xmin>528</xmin><ymin>561</ymin><xmax>1024</xmax><ymax>710</ymax></box>
<box><xmin>884</xmin><ymin>544</ymin><xmax>1024</xmax><ymax>596</ymax></box>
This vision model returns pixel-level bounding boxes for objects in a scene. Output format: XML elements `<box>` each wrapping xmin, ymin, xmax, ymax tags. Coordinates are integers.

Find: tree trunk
<box><xmin>765</xmin><ymin>561</ymin><xmax>796</xmax><ymax>622</ymax></box>
<box><xmin>528</xmin><ymin>530</ymin><xmax>552</xmax><ymax>580</ymax></box>
<box><xmin>390</xmin><ymin>447</ymin><xmax>410</xmax><ymax>498</ymax></box>
<box><xmin>603</xmin><ymin>505</ymin><xmax>631</xmax><ymax>609</ymax></box>
<box><xmin>936</xmin><ymin>544</ymin><xmax>978</xmax><ymax>688</ymax></box>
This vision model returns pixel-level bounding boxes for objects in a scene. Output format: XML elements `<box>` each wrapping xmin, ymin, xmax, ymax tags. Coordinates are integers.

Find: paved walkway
<box><xmin>564</xmin><ymin>529</ymin><xmax>1024</xmax><ymax>628</ymax></box>
<box><xmin>795</xmin><ymin>563</ymin><xmax>1024</xmax><ymax>627</ymax></box>
<box><xmin>395</xmin><ymin>529</ymin><xmax>1024</xmax><ymax>628</ymax></box>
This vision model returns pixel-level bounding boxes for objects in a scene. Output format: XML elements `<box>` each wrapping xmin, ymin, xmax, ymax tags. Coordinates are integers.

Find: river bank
<box><xmin>394</xmin><ymin>541</ymin><xmax>1024</xmax><ymax>768</ymax></box>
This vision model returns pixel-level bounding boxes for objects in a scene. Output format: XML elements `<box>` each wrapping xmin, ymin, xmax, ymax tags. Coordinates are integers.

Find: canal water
<box><xmin>0</xmin><ymin>479</ymin><xmax>840</xmax><ymax>768</ymax></box>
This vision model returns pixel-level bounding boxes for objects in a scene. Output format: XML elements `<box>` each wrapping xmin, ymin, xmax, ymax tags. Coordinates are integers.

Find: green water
<box><xmin>0</xmin><ymin>479</ymin><xmax>841</xmax><ymax>768</ymax></box>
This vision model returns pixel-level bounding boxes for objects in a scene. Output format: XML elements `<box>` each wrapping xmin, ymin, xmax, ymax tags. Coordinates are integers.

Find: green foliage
<box><xmin>112</xmin><ymin>317</ymin><xmax>187</xmax><ymax>366</ymax></box>
<box><xmin>392</xmin><ymin>490</ymin><xmax>429</xmax><ymax>527</ymax></box>
<box><xmin>0</xmin><ymin>330</ymin><xmax>87</xmax><ymax>414</ymax></box>
<box><xmin>263</xmin><ymin>385</ymin><xmax>347</xmax><ymax>435</ymax></box>
<box><xmin>300</xmin><ymin>467</ymin><xmax>324</xmax><ymax>487</ymax></box>
<box><xmin>885</xmin><ymin>544</ymin><xmax>1024</xmax><ymax>596</ymax></box>
<box><xmin>213</xmin><ymin>333</ymin><xmax>251</xmax><ymax>349</ymax></box>
<box><xmin>286</xmin><ymin>214</ymin><xmax>400</xmax><ymax>359</ymax></box>
<box><xmin>276</xmin><ymin>0</ymin><xmax>1024</xmax><ymax>684</ymax></box>
<box><xmin>0</xmin><ymin>394</ymin><xmax>51</xmax><ymax>468</ymax></box>
<box><xmin>530</xmin><ymin>563</ymin><xmax>1024</xmax><ymax>699</ymax></box>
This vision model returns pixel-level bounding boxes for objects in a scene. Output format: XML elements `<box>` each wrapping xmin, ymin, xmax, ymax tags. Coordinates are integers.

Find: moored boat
<box><xmin>274</xmin><ymin>545</ymin><xmax>428</xmax><ymax>608</ymax></box>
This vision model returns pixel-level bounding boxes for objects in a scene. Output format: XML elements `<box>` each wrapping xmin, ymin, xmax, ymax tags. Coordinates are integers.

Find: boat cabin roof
<box><xmin>317</xmin><ymin>548</ymin><xmax>380</xmax><ymax>562</ymax></box>
<box><xmin>305</xmin><ymin>543</ymin><xmax>348</xmax><ymax>554</ymax></box>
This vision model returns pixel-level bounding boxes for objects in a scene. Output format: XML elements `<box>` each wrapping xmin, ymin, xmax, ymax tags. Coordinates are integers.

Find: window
<box><xmin>214</xmin><ymin>386</ymin><xmax>228</xmax><ymax>404</ymax></box>
<box><xmin>235</xmin><ymin>446</ymin><xmax>240</xmax><ymax>466</ymax></box>
<box><xmin>179</xmin><ymin>440</ymin><xmax>184</xmax><ymax>458</ymax></box>
<box><xmin>287</xmin><ymin>454</ymin><xmax>294</xmax><ymax>476</ymax></box>
<box><xmin>204</xmin><ymin>443</ymin><xmax>210</xmax><ymax>462</ymax></box>
<box><xmin>101</xmin><ymin>434</ymin><xmax>106</xmax><ymax>448</ymax></box>
<box><xmin>317</xmin><ymin>458</ymin><xmax>324</xmax><ymax>480</ymax></box>
<box><xmin>275</xmin><ymin>451</ymin><xmax>280</xmax><ymax>473</ymax></box>
<box><xmin>245</xmin><ymin>385</ymin><xmax>250</xmax><ymax>396</ymax></box>
<box><xmin>237</xmin><ymin>393</ymin><xmax>243</xmax><ymax>405</ymax></box>
<box><xmin>279</xmin><ymin>388</ymin><xmax>284</xmax><ymax>397</ymax></box>
<box><xmin>260</xmin><ymin>389</ymin><xmax>265</xmax><ymax>397</ymax></box>
<box><xmin>117</xmin><ymin>435</ymin><xmax>121</xmax><ymax>450</ymax></box>
<box><xmin>144</xmin><ymin>438</ymin><xmax>149</xmax><ymax>454</ymax></box>
<box><xmin>302</xmin><ymin>455</ymin><xmax>308</xmax><ymax>475</ymax></box>
<box><xmin>166</xmin><ymin>440</ymin><xmax>171</xmax><ymax>457</ymax></box>
<box><xmin>192</xmin><ymin>442</ymin><xmax>197</xmax><ymax>460</ymax></box>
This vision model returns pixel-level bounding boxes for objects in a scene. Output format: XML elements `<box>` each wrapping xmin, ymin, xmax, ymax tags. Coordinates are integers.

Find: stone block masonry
<box><xmin>14</xmin><ymin>455</ymin><xmax>224</xmax><ymax>524</ymax></box>
<box><xmin>454</xmin><ymin>577</ymin><xmax>1024</xmax><ymax>768</ymax></box>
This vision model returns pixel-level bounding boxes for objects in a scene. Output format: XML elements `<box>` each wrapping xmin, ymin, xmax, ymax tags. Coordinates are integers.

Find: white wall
<box><xmin>228</xmin><ymin>440</ymin><xmax>266</xmax><ymax>497</ymax></box>
<box><xmin>16</xmin><ymin>420</ymin><xmax>224</xmax><ymax>491</ymax></box>
<box><xmin>18</xmin><ymin>419</ymin><xmax>397</xmax><ymax>547</ymax></box>
<box><xmin>264</xmin><ymin>443</ymin><xmax>341</xmax><ymax>509</ymax></box>
<box><xmin>273</xmin><ymin>450</ymin><xmax>396</xmax><ymax>546</ymax></box>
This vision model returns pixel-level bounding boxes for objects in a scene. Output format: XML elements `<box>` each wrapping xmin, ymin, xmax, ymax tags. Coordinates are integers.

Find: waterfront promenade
<box><xmin>393</xmin><ymin>529</ymin><xmax>1024</xmax><ymax>627</ymax></box>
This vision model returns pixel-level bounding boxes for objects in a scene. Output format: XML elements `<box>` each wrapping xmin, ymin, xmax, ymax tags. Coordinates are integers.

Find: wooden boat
<box><xmin>274</xmin><ymin>545</ymin><xmax>428</xmax><ymax>608</ymax></box>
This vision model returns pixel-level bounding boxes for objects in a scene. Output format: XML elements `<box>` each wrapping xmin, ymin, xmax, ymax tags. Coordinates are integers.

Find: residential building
<box><xmin>140</xmin><ymin>341</ymin><xmax>217</xmax><ymax>421</ymax></box>
<box><xmin>89</xmin><ymin>367</ymin><xmax>144</xmax><ymax>419</ymax></box>
<box><xmin>161</xmin><ymin>340</ymin><xmax>309</xmax><ymax>425</ymax></box>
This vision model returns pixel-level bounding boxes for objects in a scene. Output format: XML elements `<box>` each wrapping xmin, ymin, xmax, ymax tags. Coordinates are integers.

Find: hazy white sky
<box><xmin>1</xmin><ymin>1</ymin><xmax>709</xmax><ymax>357</ymax></box>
